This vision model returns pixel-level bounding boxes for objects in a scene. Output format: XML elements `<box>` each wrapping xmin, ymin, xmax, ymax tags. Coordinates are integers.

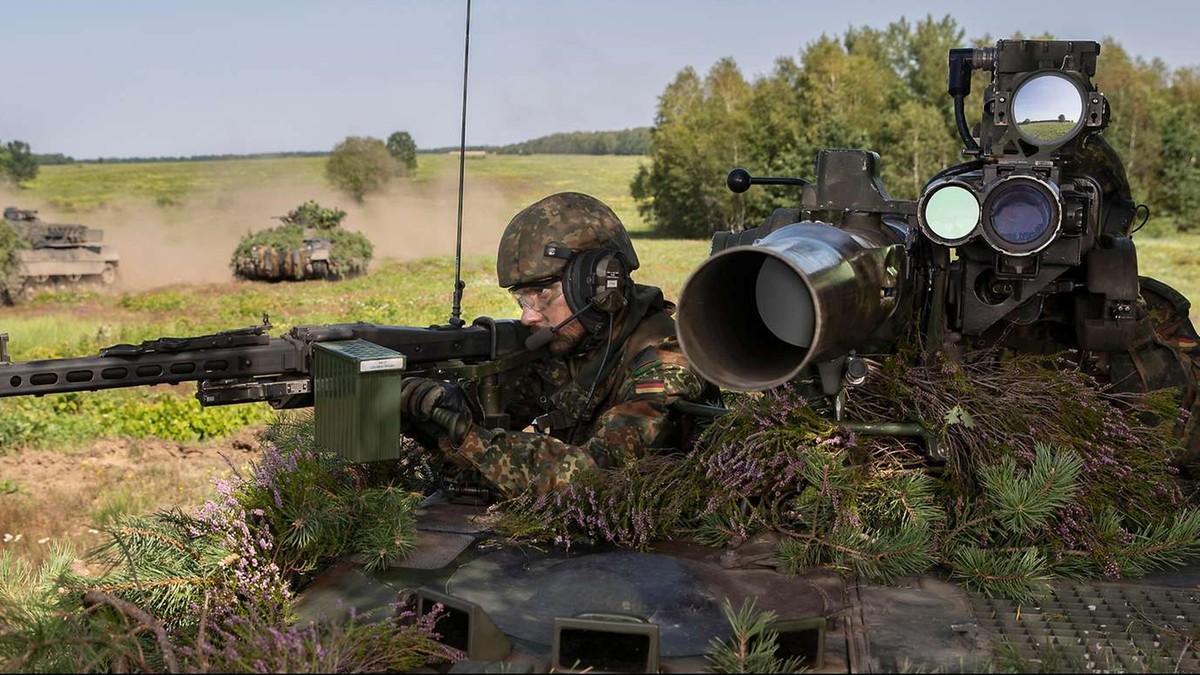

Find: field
<box><xmin>2</xmin><ymin>153</ymin><xmax>1199</xmax><ymax>566</ymax></box>
<box><xmin>0</xmin><ymin>153</ymin><xmax>701</xmax><ymax>564</ymax></box>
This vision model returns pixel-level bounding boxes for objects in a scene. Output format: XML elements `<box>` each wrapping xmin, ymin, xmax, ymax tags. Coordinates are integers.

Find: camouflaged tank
<box><xmin>231</xmin><ymin>201</ymin><xmax>372</xmax><ymax>282</ymax></box>
<box><xmin>0</xmin><ymin>206</ymin><xmax>120</xmax><ymax>302</ymax></box>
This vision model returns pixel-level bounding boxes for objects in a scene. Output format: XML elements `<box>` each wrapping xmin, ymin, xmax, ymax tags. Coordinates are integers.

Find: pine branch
<box><xmin>705</xmin><ymin>598</ymin><xmax>808</xmax><ymax>674</ymax></box>
<box><xmin>1114</xmin><ymin>508</ymin><xmax>1200</xmax><ymax>576</ymax></box>
<box><xmin>80</xmin><ymin>591</ymin><xmax>180</xmax><ymax>674</ymax></box>
<box><xmin>978</xmin><ymin>443</ymin><xmax>1081</xmax><ymax>537</ymax></box>
<box><xmin>948</xmin><ymin>545</ymin><xmax>1053</xmax><ymax>603</ymax></box>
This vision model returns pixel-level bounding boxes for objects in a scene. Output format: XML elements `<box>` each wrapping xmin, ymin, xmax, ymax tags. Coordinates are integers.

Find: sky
<box><xmin>2</xmin><ymin>0</ymin><xmax>1197</xmax><ymax>160</ymax></box>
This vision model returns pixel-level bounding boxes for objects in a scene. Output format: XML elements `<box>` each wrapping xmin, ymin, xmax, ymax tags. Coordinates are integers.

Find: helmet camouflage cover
<box><xmin>496</xmin><ymin>192</ymin><xmax>640</xmax><ymax>288</ymax></box>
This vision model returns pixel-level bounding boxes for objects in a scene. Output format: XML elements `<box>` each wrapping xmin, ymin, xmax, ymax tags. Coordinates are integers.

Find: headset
<box><xmin>544</xmin><ymin>242</ymin><xmax>631</xmax><ymax>332</ymax></box>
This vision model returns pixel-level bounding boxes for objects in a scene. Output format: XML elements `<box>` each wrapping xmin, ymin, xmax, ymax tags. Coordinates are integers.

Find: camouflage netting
<box><xmin>494</xmin><ymin>352</ymin><xmax>1200</xmax><ymax>601</ymax></box>
<box><xmin>231</xmin><ymin>201</ymin><xmax>373</xmax><ymax>281</ymax></box>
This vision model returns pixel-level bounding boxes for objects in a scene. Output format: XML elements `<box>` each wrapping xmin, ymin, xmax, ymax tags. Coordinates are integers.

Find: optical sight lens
<box><xmin>922</xmin><ymin>183</ymin><xmax>979</xmax><ymax>243</ymax></box>
<box><xmin>987</xmin><ymin>183</ymin><xmax>1054</xmax><ymax>245</ymax></box>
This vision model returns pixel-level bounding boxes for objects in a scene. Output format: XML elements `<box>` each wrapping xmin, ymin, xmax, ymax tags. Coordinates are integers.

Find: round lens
<box><xmin>988</xmin><ymin>183</ymin><xmax>1054</xmax><ymax>245</ymax></box>
<box><xmin>922</xmin><ymin>184</ymin><xmax>979</xmax><ymax>243</ymax></box>
<box><xmin>1012</xmin><ymin>72</ymin><xmax>1085</xmax><ymax>145</ymax></box>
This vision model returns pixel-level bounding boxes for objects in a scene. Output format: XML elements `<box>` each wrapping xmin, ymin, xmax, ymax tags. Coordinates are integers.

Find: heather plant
<box><xmin>230</xmin><ymin>414</ymin><xmax>423</xmax><ymax>576</ymax></box>
<box><xmin>0</xmin><ymin>416</ymin><xmax>444</xmax><ymax>673</ymax></box>
<box><xmin>495</xmin><ymin>453</ymin><xmax>705</xmax><ymax>549</ymax></box>
<box><xmin>492</xmin><ymin>353</ymin><xmax>1200</xmax><ymax>602</ymax></box>
<box><xmin>185</xmin><ymin>604</ymin><xmax>460</xmax><ymax>673</ymax></box>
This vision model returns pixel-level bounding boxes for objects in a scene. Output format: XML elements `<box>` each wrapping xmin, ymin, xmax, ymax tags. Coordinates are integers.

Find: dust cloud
<box><xmin>0</xmin><ymin>168</ymin><xmax>515</xmax><ymax>292</ymax></box>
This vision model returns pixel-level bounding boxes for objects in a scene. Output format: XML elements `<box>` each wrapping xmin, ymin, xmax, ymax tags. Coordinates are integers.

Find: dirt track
<box><xmin>0</xmin><ymin>169</ymin><xmax>517</xmax><ymax>292</ymax></box>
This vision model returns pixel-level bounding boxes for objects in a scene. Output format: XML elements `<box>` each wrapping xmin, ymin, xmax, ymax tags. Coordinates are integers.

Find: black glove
<box><xmin>400</xmin><ymin>378</ymin><xmax>470</xmax><ymax>443</ymax></box>
<box><xmin>400</xmin><ymin>378</ymin><xmax>466</xmax><ymax>420</ymax></box>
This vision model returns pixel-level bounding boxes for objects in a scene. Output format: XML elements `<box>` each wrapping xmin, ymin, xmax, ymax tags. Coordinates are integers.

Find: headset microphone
<box><xmin>523</xmin><ymin>291</ymin><xmax>616</xmax><ymax>350</ymax></box>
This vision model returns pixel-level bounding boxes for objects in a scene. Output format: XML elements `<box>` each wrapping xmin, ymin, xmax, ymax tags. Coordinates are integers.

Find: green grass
<box><xmin>25</xmin><ymin>157</ymin><xmax>329</xmax><ymax>211</ymax></box>
<box><xmin>1134</xmin><ymin>233</ymin><xmax>1200</xmax><ymax>311</ymax></box>
<box><xmin>25</xmin><ymin>154</ymin><xmax>649</xmax><ymax>230</ymax></box>
<box><xmin>414</xmin><ymin>154</ymin><xmax>649</xmax><ymax>230</ymax></box>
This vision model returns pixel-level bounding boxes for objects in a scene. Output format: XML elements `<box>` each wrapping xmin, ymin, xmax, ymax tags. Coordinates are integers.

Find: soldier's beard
<box><xmin>548</xmin><ymin>320</ymin><xmax>587</xmax><ymax>356</ymax></box>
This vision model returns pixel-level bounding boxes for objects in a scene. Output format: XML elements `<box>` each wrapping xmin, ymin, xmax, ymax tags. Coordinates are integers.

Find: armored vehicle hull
<box><xmin>231</xmin><ymin>235</ymin><xmax>365</xmax><ymax>282</ymax></box>
<box><xmin>231</xmin><ymin>201</ymin><xmax>373</xmax><ymax>282</ymax></box>
<box><xmin>296</xmin><ymin>499</ymin><xmax>1200</xmax><ymax>673</ymax></box>
<box><xmin>2</xmin><ymin>207</ymin><xmax>120</xmax><ymax>300</ymax></box>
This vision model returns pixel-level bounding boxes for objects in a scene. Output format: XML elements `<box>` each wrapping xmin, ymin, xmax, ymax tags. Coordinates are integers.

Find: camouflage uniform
<box><xmin>433</xmin><ymin>192</ymin><xmax>719</xmax><ymax>496</ymax></box>
<box><xmin>1124</xmin><ymin>278</ymin><xmax>1200</xmax><ymax>477</ymax></box>
<box><xmin>439</xmin><ymin>285</ymin><xmax>715</xmax><ymax>496</ymax></box>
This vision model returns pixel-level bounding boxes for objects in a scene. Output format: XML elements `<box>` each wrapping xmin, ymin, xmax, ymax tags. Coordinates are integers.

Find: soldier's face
<box><xmin>516</xmin><ymin>281</ymin><xmax>586</xmax><ymax>355</ymax></box>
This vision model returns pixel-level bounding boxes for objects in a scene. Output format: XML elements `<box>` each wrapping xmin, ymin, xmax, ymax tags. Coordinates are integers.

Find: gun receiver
<box><xmin>0</xmin><ymin>316</ymin><xmax>537</xmax><ymax>462</ymax></box>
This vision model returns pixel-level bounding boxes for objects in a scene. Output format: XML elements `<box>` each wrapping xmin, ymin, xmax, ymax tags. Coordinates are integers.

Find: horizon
<box><xmin>38</xmin><ymin>128</ymin><xmax>651</xmax><ymax>163</ymax></box>
<box><xmin>4</xmin><ymin>0</ymin><xmax>1197</xmax><ymax>159</ymax></box>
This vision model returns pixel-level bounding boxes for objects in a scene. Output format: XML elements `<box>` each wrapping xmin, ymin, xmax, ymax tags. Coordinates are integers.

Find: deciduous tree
<box><xmin>386</xmin><ymin>131</ymin><xmax>418</xmax><ymax>175</ymax></box>
<box><xmin>0</xmin><ymin>139</ymin><xmax>38</xmax><ymax>184</ymax></box>
<box><xmin>325</xmin><ymin>136</ymin><xmax>396</xmax><ymax>202</ymax></box>
<box><xmin>632</xmin><ymin>58</ymin><xmax>755</xmax><ymax>238</ymax></box>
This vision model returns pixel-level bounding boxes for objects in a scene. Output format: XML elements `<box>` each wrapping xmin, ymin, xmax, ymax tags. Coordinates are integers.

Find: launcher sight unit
<box><xmin>924</xmin><ymin>40</ymin><xmax>1139</xmax><ymax>351</ymax></box>
<box><xmin>677</xmin><ymin>39</ymin><xmax>1190</xmax><ymax>412</ymax></box>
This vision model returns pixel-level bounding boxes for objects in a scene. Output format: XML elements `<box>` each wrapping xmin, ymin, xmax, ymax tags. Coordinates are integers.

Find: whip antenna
<box><xmin>448</xmin><ymin>0</ymin><xmax>472</xmax><ymax>327</ymax></box>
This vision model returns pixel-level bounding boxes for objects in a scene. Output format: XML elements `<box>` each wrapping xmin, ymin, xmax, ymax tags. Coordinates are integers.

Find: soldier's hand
<box><xmin>400</xmin><ymin>377</ymin><xmax>467</xmax><ymax>424</ymax></box>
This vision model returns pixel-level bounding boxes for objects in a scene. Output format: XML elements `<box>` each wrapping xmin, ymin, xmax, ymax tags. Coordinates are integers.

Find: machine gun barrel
<box><xmin>0</xmin><ymin>318</ymin><xmax>536</xmax><ymax>463</ymax></box>
<box><xmin>0</xmin><ymin>319</ymin><xmax>533</xmax><ymax>409</ymax></box>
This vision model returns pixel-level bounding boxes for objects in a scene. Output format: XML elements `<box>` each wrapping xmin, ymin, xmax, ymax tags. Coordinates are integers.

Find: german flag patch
<box><xmin>635</xmin><ymin>381</ymin><xmax>666</xmax><ymax>396</ymax></box>
<box><xmin>1179</xmin><ymin>337</ymin><xmax>1198</xmax><ymax>350</ymax></box>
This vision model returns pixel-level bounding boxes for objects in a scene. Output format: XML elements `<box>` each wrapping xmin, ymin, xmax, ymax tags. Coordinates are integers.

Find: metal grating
<box><xmin>972</xmin><ymin>581</ymin><xmax>1200</xmax><ymax>672</ymax></box>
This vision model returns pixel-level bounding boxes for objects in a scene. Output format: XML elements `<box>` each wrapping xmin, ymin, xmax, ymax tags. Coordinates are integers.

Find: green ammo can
<box><xmin>312</xmin><ymin>339</ymin><xmax>407</xmax><ymax>462</ymax></box>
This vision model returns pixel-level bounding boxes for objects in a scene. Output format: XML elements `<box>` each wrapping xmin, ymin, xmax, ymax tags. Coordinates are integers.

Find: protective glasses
<box><xmin>510</xmin><ymin>279</ymin><xmax>562</xmax><ymax>313</ymax></box>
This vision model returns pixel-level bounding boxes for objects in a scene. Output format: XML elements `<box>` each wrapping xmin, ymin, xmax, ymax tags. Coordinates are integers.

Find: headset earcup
<box><xmin>561</xmin><ymin>248</ymin><xmax>629</xmax><ymax>328</ymax></box>
<box><xmin>592</xmin><ymin>254</ymin><xmax>628</xmax><ymax>313</ymax></box>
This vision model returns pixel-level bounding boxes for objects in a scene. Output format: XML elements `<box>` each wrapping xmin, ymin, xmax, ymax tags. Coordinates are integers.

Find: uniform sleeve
<box><xmin>439</xmin><ymin>341</ymin><xmax>709</xmax><ymax>496</ymax></box>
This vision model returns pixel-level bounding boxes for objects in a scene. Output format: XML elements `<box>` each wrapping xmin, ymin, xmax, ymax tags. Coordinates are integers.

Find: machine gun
<box><xmin>676</xmin><ymin>39</ymin><xmax>1194</xmax><ymax>420</ymax></box>
<box><xmin>0</xmin><ymin>315</ymin><xmax>539</xmax><ymax>463</ymax></box>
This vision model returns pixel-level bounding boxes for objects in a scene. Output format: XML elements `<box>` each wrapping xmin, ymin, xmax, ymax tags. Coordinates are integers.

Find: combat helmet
<box><xmin>496</xmin><ymin>192</ymin><xmax>640</xmax><ymax>288</ymax></box>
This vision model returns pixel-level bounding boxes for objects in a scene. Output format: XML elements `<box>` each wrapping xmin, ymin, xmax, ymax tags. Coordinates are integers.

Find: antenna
<box><xmin>447</xmin><ymin>0</ymin><xmax>472</xmax><ymax>328</ymax></box>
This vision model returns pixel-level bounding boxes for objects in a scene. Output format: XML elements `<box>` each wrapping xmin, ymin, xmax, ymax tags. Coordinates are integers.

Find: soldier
<box><xmin>399</xmin><ymin>192</ymin><xmax>721</xmax><ymax>496</ymax></box>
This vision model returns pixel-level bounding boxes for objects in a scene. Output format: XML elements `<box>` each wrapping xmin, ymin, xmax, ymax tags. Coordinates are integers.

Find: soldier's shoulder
<box><xmin>625</xmin><ymin>338</ymin><xmax>706</xmax><ymax>400</ymax></box>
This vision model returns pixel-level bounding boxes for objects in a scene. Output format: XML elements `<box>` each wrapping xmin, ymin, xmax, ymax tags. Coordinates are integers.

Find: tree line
<box><xmin>632</xmin><ymin>15</ymin><xmax>1200</xmax><ymax>238</ymax></box>
<box><xmin>418</xmin><ymin>128</ymin><xmax>650</xmax><ymax>155</ymax></box>
<box><xmin>491</xmin><ymin>128</ymin><xmax>650</xmax><ymax>155</ymax></box>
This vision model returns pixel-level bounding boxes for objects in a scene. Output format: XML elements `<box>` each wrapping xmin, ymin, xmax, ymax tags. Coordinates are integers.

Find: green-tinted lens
<box><xmin>924</xmin><ymin>184</ymin><xmax>979</xmax><ymax>242</ymax></box>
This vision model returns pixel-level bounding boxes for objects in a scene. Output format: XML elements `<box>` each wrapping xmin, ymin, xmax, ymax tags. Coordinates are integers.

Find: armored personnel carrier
<box><xmin>1</xmin><ymin>206</ymin><xmax>120</xmax><ymax>301</ymax></box>
<box><xmin>231</xmin><ymin>201</ymin><xmax>372</xmax><ymax>282</ymax></box>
